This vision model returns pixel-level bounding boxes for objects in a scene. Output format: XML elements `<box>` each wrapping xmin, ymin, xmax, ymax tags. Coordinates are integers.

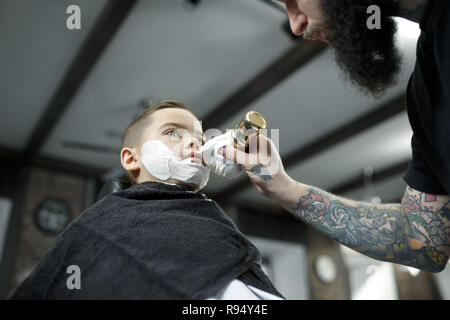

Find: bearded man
<box><xmin>220</xmin><ymin>0</ymin><xmax>450</xmax><ymax>272</ymax></box>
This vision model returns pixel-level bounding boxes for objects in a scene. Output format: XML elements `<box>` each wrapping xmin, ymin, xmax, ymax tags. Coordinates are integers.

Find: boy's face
<box><xmin>123</xmin><ymin>107</ymin><xmax>206</xmax><ymax>185</ymax></box>
<box><xmin>140</xmin><ymin>108</ymin><xmax>204</xmax><ymax>163</ymax></box>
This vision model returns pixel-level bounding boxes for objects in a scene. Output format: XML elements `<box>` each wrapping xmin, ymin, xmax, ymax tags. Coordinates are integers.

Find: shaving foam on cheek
<box><xmin>140</xmin><ymin>140</ymin><xmax>210</xmax><ymax>191</ymax></box>
<box><xmin>200</xmin><ymin>131</ymin><xmax>242</xmax><ymax>179</ymax></box>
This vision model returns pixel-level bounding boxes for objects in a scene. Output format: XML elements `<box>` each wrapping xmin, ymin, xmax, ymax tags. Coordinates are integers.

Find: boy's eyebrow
<box><xmin>159</xmin><ymin>122</ymin><xmax>205</xmax><ymax>142</ymax></box>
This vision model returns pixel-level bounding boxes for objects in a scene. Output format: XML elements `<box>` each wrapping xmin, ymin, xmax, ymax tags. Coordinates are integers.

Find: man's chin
<box><xmin>318</xmin><ymin>0</ymin><xmax>401</xmax><ymax>96</ymax></box>
<box><xmin>334</xmin><ymin>51</ymin><xmax>401</xmax><ymax>96</ymax></box>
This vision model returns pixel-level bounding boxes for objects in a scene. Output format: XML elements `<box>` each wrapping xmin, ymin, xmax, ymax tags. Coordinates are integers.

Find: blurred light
<box><xmin>394</xmin><ymin>17</ymin><xmax>421</xmax><ymax>41</ymax></box>
<box><xmin>407</xmin><ymin>266</ymin><xmax>421</xmax><ymax>277</ymax></box>
<box><xmin>370</xmin><ymin>196</ymin><xmax>382</xmax><ymax>204</ymax></box>
<box><xmin>399</xmin><ymin>265</ymin><xmax>421</xmax><ymax>277</ymax></box>
<box><xmin>354</xmin><ymin>263</ymin><xmax>398</xmax><ymax>300</ymax></box>
<box><xmin>366</xmin><ymin>264</ymin><xmax>381</xmax><ymax>275</ymax></box>
<box><xmin>315</xmin><ymin>255</ymin><xmax>337</xmax><ymax>284</ymax></box>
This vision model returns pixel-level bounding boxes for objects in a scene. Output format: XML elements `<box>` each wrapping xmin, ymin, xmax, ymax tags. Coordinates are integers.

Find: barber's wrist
<box><xmin>262</xmin><ymin>173</ymin><xmax>296</xmax><ymax>202</ymax></box>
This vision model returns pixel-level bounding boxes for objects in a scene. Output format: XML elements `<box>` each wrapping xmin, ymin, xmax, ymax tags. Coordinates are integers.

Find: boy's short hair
<box><xmin>121</xmin><ymin>100</ymin><xmax>195</xmax><ymax>149</ymax></box>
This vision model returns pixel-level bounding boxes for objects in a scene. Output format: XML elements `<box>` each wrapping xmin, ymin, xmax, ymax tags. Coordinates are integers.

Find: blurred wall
<box><xmin>232</xmin><ymin>204</ymin><xmax>351</xmax><ymax>299</ymax></box>
<box><xmin>4</xmin><ymin>167</ymin><xmax>91</xmax><ymax>298</ymax></box>
<box><xmin>249</xmin><ymin>236</ymin><xmax>309</xmax><ymax>299</ymax></box>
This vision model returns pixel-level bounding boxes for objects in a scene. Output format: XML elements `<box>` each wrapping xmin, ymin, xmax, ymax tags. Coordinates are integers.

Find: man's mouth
<box><xmin>314</xmin><ymin>31</ymin><xmax>327</xmax><ymax>42</ymax></box>
<box><xmin>306</xmin><ymin>29</ymin><xmax>325</xmax><ymax>42</ymax></box>
<box><xmin>304</xmin><ymin>23</ymin><xmax>328</xmax><ymax>42</ymax></box>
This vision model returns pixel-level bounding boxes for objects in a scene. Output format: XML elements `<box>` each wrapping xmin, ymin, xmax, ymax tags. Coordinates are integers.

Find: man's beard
<box><xmin>318</xmin><ymin>0</ymin><xmax>402</xmax><ymax>97</ymax></box>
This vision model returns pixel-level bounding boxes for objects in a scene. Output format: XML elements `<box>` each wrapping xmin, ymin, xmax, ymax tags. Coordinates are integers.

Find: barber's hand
<box><xmin>218</xmin><ymin>133</ymin><xmax>293</xmax><ymax>199</ymax></box>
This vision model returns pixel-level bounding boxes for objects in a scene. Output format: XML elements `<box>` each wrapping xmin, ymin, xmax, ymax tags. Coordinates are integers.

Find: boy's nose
<box><xmin>185</xmin><ymin>137</ymin><xmax>201</xmax><ymax>151</ymax></box>
<box><xmin>183</xmin><ymin>137</ymin><xmax>205</xmax><ymax>165</ymax></box>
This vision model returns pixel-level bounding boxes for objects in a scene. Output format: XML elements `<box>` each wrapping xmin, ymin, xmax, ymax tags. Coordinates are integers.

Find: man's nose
<box><xmin>288</xmin><ymin>11</ymin><xmax>308</xmax><ymax>36</ymax></box>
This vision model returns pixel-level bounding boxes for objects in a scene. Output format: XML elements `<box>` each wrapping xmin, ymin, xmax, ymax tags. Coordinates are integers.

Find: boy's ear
<box><xmin>120</xmin><ymin>147</ymin><xmax>140</xmax><ymax>175</ymax></box>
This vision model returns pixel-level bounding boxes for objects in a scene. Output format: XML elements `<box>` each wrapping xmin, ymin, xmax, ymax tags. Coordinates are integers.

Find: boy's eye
<box><xmin>166</xmin><ymin>129</ymin><xmax>180</xmax><ymax>137</ymax></box>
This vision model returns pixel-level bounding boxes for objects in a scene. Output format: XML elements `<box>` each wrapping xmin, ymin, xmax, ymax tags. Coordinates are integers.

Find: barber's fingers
<box><xmin>219</xmin><ymin>145</ymin><xmax>248</xmax><ymax>166</ymax></box>
<box><xmin>248</xmin><ymin>133</ymin><xmax>273</xmax><ymax>154</ymax></box>
<box><xmin>218</xmin><ymin>134</ymin><xmax>273</xmax><ymax>167</ymax></box>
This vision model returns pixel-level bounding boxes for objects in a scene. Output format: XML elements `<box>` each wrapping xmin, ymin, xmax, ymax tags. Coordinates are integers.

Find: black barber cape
<box><xmin>404</xmin><ymin>0</ymin><xmax>450</xmax><ymax>195</ymax></box>
<box><xmin>11</xmin><ymin>181</ymin><xmax>283</xmax><ymax>299</ymax></box>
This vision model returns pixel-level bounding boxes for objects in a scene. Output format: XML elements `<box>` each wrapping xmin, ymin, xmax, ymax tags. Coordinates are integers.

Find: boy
<box><xmin>11</xmin><ymin>100</ymin><xmax>284</xmax><ymax>300</ymax></box>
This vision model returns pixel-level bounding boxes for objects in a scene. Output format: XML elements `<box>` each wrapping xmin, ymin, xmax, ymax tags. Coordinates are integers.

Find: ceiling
<box><xmin>0</xmin><ymin>0</ymin><xmax>422</xmax><ymax>208</ymax></box>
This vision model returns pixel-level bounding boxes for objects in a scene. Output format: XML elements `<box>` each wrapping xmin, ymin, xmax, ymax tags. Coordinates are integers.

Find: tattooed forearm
<box><xmin>395</xmin><ymin>0</ymin><xmax>428</xmax><ymax>23</ymax></box>
<box><xmin>290</xmin><ymin>186</ymin><xmax>449</xmax><ymax>272</ymax></box>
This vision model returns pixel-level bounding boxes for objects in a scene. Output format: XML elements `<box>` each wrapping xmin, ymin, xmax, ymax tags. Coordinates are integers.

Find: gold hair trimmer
<box><xmin>230</xmin><ymin>111</ymin><xmax>267</xmax><ymax>152</ymax></box>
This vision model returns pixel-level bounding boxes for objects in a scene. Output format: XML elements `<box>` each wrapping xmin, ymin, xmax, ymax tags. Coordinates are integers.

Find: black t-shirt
<box><xmin>403</xmin><ymin>0</ymin><xmax>450</xmax><ymax>195</ymax></box>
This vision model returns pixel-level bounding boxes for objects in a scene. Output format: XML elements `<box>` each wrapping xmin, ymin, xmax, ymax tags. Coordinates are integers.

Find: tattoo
<box><xmin>396</xmin><ymin>0</ymin><xmax>428</xmax><ymax>23</ymax></box>
<box><xmin>291</xmin><ymin>186</ymin><xmax>449</xmax><ymax>272</ymax></box>
<box><xmin>248</xmin><ymin>164</ymin><xmax>273</xmax><ymax>181</ymax></box>
<box><xmin>440</xmin><ymin>204</ymin><xmax>450</xmax><ymax>220</ymax></box>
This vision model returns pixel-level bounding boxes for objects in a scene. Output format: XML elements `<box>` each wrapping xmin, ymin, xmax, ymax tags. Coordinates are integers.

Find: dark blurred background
<box><xmin>0</xmin><ymin>0</ymin><xmax>448</xmax><ymax>299</ymax></box>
